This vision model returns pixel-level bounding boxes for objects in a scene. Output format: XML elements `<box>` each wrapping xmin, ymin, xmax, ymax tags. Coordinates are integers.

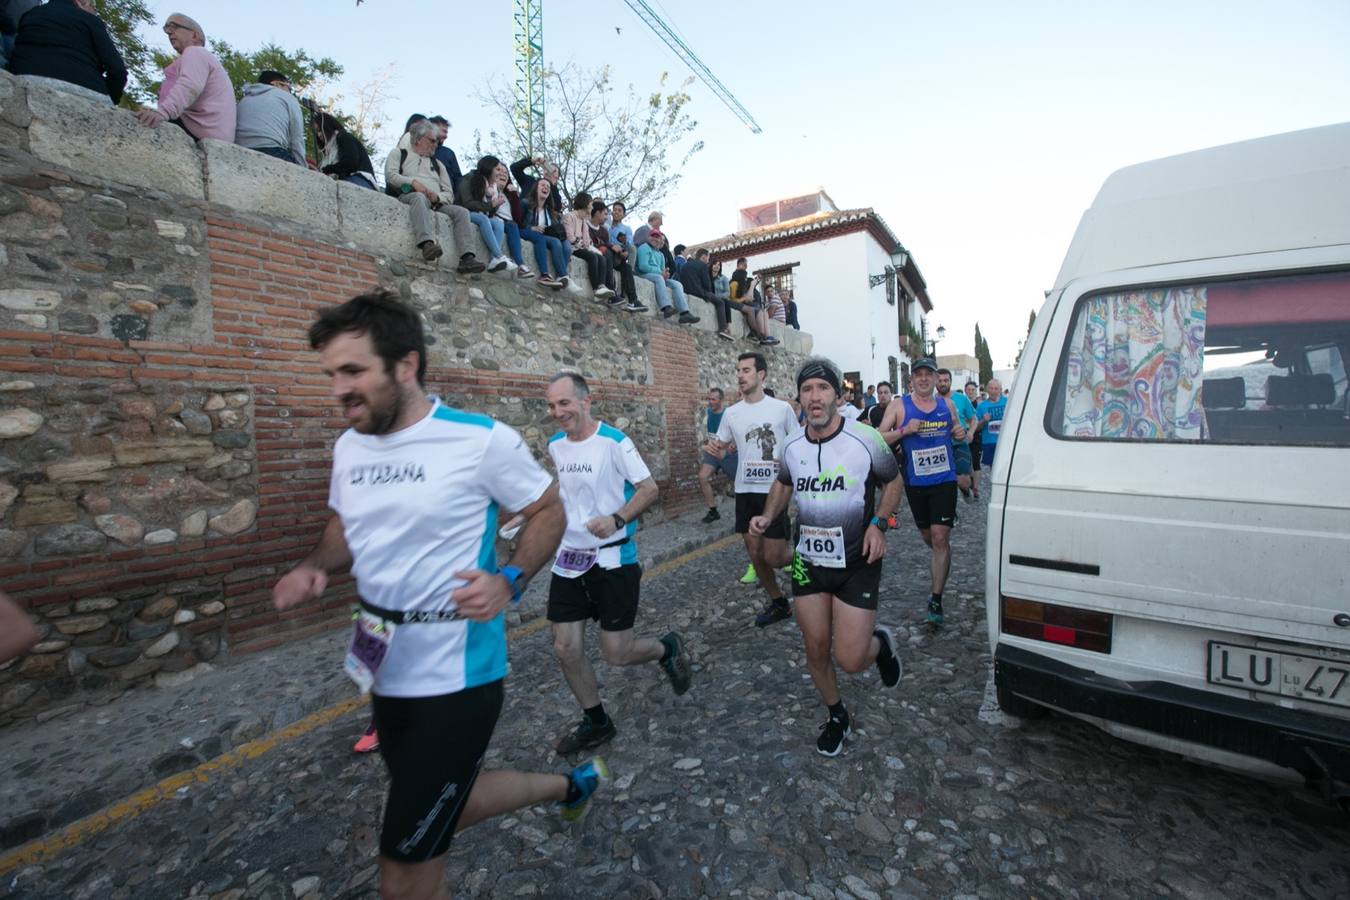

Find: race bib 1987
<box><xmin>987</xmin><ymin>419</ymin><xmax>1002</xmax><ymax>436</ymax></box>
<box><xmin>797</xmin><ymin>524</ymin><xmax>846</xmax><ymax>568</ymax></box>
<box><xmin>551</xmin><ymin>547</ymin><xmax>597</xmax><ymax>579</ymax></box>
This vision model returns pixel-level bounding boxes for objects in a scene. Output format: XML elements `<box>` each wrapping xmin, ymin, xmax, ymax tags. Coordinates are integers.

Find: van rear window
<box><xmin>1048</xmin><ymin>270</ymin><xmax>1350</xmax><ymax>446</ymax></box>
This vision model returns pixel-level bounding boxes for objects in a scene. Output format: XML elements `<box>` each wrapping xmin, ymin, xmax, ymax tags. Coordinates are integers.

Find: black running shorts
<box><xmin>735</xmin><ymin>491</ymin><xmax>789</xmax><ymax>539</ymax></box>
<box><xmin>372</xmin><ymin>680</ymin><xmax>503</xmax><ymax>862</ymax></box>
<box><xmin>547</xmin><ymin>563</ymin><xmax>642</xmax><ymax>632</ymax></box>
<box><xmin>791</xmin><ymin>556</ymin><xmax>883</xmax><ymax>611</ymax></box>
<box><xmin>905</xmin><ymin>481</ymin><xmax>958</xmax><ymax>531</ymax></box>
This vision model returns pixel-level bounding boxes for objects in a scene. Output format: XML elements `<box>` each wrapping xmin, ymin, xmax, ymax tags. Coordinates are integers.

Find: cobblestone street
<box><xmin>4</xmin><ymin>503</ymin><xmax>1349</xmax><ymax>900</ymax></box>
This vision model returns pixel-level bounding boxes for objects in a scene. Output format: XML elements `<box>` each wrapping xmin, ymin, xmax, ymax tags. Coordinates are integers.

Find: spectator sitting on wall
<box><xmin>428</xmin><ymin>115</ymin><xmax>463</xmax><ymax>200</ymax></box>
<box><xmin>636</xmin><ymin>229</ymin><xmax>698</xmax><ymax>324</ymax></box>
<box><xmin>599</xmin><ymin>200</ymin><xmax>645</xmax><ymax>312</ymax></box>
<box><xmin>6</xmin><ymin>0</ymin><xmax>126</xmax><ymax>105</ymax></box>
<box><xmin>711</xmin><ymin>258</ymin><xmax>731</xmax><ymax>309</ymax></box>
<box><xmin>765</xmin><ymin>286</ymin><xmax>788</xmax><ymax>325</ymax></box>
<box><xmin>511</xmin><ymin>154</ymin><xmax>564</xmax><ymax>218</ymax></box>
<box><xmin>487</xmin><ymin>160</ymin><xmax>534</xmax><ymax>278</ymax></box>
<box><xmin>134</xmin><ymin>13</ymin><xmax>235</xmax><ymax>142</ymax></box>
<box><xmin>589</xmin><ymin>198</ymin><xmax>643</xmax><ymax>311</ymax></box>
<box><xmin>383</xmin><ymin>119</ymin><xmax>486</xmax><ymax>271</ymax></box>
<box><xmin>234</xmin><ymin>70</ymin><xmax>305</xmax><ymax>165</ymax></box>
<box><xmin>728</xmin><ymin>259</ymin><xmax>777</xmax><ymax>346</ymax></box>
<box><xmin>0</xmin><ymin>1</ymin><xmax>40</xmax><ymax>69</ymax></box>
<box><xmin>680</xmin><ymin>248</ymin><xmax>734</xmax><ymax>340</ymax></box>
<box><xmin>632</xmin><ymin>210</ymin><xmax>662</xmax><ymax>248</ymax></box>
<box><xmin>519</xmin><ymin>171</ymin><xmax>570</xmax><ymax>289</ymax></box>
<box><xmin>672</xmin><ymin>243</ymin><xmax>689</xmax><ymax>274</ymax></box>
<box><xmin>314</xmin><ymin>112</ymin><xmax>377</xmax><ymax>190</ymax></box>
<box><xmin>564</xmin><ymin>191</ymin><xmax>616</xmax><ymax>300</ymax></box>
<box><xmin>785</xmin><ymin>289</ymin><xmax>801</xmax><ymax>330</ymax></box>
<box><xmin>455</xmin><ymin>154</ymin><xmax>513</xmax><ymax>274</ymax></box>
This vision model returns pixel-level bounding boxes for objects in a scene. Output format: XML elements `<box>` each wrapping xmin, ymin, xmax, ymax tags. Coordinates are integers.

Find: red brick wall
<box><xmin>1</xmin><ymin>215</ymin><xmax>708</xmax><ymax>658</ymax></box>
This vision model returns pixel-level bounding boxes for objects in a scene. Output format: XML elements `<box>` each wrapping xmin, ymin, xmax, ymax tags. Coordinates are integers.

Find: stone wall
<box><xmin>0</xmin><ymin>71</ymin><xmax>811</xmax><ymax>723</ymax></box>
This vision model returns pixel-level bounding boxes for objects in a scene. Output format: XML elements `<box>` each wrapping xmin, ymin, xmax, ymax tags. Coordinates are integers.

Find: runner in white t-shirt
<box><xmin>706</xmin><ymin>351</ymin><xmax>801</xmax><ymax>627</ymax></box>
<box><xmin>544</xmin><ymin>372</ymin><xmax>692</xmax><ymax>756</ymax></box>
<box><xmin>271</xmin><ymin>292</ymin><xmax>609</xmax><ymax>900</ymax></box>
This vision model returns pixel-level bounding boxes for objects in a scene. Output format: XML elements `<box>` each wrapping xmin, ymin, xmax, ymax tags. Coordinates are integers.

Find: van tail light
<box><xmin>1001</xmin><ymin>596</ymin><xmax>1112</xmax><ymax>653</ymax></box>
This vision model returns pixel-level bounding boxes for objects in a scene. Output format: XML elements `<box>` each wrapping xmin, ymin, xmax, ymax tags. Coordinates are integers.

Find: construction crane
<box><xmin>513</xmin><ymin>0</ymin><xmax>760</xmax><ymax>155</ymax></box>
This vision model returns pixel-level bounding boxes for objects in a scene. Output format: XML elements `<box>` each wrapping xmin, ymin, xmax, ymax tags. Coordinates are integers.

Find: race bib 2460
<box><xmin>741</xmin><ymin>459</ymin><xmax>778</xmax><ymax>484</ymax></box>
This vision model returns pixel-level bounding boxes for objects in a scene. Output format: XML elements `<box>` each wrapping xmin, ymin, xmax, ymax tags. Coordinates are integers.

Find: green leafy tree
<box><xmin>477</xmin><ymin>63</ymin><xmax>702</xmax><ymax>213</ymax></box>
<box><xmin>975</xmin><ymin>323</ymin><xmax>994</xmax><ymax>385</ymax></box>
<box><xmin>1014</xmin><ymin>309</ymin><xmax>1036</xmax><ymax>366</ymax></box>
<box><xmin>90</xmin><ymin>0</ymin><xmax>155</xmax><ymax>106</ymax></box>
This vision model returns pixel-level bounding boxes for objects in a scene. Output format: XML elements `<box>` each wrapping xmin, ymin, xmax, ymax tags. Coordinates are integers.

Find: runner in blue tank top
<box><xmin>879</xmin><ymin>358</ymin><xmax>966</xmax><ymax>626</ymax></box>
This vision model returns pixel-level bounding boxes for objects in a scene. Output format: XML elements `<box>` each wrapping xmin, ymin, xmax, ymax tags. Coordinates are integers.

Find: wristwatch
<box><xmin>499</xmin><ymin>565</ymin><xmax>526</xmax><ymax>605</ymax></box>
<box><xmin>869</xmin><ymin>515</ymin><xmax>890</xmax><ymax>533</ymax></box>
<box><xmin>612</xmin><ymin>512</ymin><xmax>627</xmax><ymax>531</ymax></box>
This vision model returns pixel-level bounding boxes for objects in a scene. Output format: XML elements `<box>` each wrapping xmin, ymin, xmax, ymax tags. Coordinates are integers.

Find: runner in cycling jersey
<box><xmin>750</xmin><ymin>356</ymin><xmax>905</xmax><ymax>757</ymax></box>
<box><xmin>544</xmin><ymin>372</ymin><xmax>692</xmax><ymax>756</ymax></box>
<box><xmin>879</xmin><ymin>357</ymin><xmax>966</xmax><ymax>627</ymax></box>
<box><xmin>272</xmin><ymin>291</ymin><xmax>608</xmax><ymax>900</ymax></box>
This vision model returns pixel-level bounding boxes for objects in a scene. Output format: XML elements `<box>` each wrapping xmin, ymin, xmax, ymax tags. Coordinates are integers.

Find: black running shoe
<box><xmin>555</xmin><ymin>716</ymin><xmax>617</xmax><ymax>755</ymax></box>
<box><xmin>874</xmin><ymin>626</ymin><xmax>902</xmax><ymax>687</ymax></box>
<box><xmin>701</xmin><ymin>508</ymin><xmax>720</xmax><ymax>523</ymax></box>
<box><xmin>927</xmin><ymin>598</ymin><xmax>944</xmax><ymax>627</ymax></box>
<box><xmin>658</xmin><ymin>632</ymin><xmax>692</xmax><ymax>695</ymax></box>
<box><xmin>754</xmin><ymin>600</ymin><xmax>792</xmax><ymax>628</ymax></box>
<box><xmin>816</xmin><ymin>712</ymin><xmax>851</xmax><ymax>757</ymax></box>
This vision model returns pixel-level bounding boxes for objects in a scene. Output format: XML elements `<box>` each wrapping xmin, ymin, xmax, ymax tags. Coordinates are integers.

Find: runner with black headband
<box><xmin>750</xmin><ymin>356</ymin><xmax>905</xmax><ymax>756</ymax></box>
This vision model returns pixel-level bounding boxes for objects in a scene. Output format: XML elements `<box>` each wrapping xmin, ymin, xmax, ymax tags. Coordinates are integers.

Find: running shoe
<box><xmin>352</xmin><ymin>722</ymin><xmax>379</xmax><ymax>753</ymax></box>
<box><xmin>874</xmin><ymin>626</ymin><xmax>902</xmax><ymax>687</ymax></box>
<box><xmin>701</xmin><ymin>508</ymin><xmax>720</xmax><ymax>523</ymax></box>
<box><xmin>754</xmin><ymin>599</ymin><xmax>792</xmax><ymax>628</ymax></box>
<box><xmin>816</xmin><ymin>712</ymin><xmax>851</xmax><ymax>757</ymax></box>
<box><xmin>623</xmin><ymin>299</ymin><xmax>648</xmax><ymax>313</ymax></box>
<box><xmin>595</xmin><ymin>286</ymin><xmax>616</xmax><ymax>300</ymax></box>
<box><xmin>927</xmin><ymin>597</ymin><xmax>944</xmax><ymax>627</ymax></box>
<box><xmin>555</xmin><ymin>716</ymin><xmax>617</xmax><ymax>755</ymax></box>
<box><xmin>739</xmin><ymin>563</ymin><xmax>758</xmax><ymax>585</ymax></box>
<box><xmin>659</xmin><ymin>632</ymin><xmax>692</xmax><ymax>695</ymax></box>
<box><xmin>960</xmin><ymin>485</ymin><xmax>972</xmax><ymax>502</ymax></box>
<box><xmin>560</xmin><ymin>757</ymin><xmax>610</xmax><ymax>823</ymax></box>
<box><xmin>487</xmin><ymin>255</ymin><xmax>510</xmax><ymax>273</ymax></box>
<box><xmin>607</xmin><ymin>293</ymin><xmax>627</xmax><ymax>307</ymax></box>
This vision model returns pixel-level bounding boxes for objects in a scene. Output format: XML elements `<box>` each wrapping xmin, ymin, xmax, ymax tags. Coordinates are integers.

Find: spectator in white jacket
<box><xmin>383</xmin><ymin>119</ymin><xmax>485</xmax><ymax>271</ymax></box>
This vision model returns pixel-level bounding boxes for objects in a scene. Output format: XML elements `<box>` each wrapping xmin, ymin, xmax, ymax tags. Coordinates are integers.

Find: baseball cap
<box><xmin>912</xmin><ymin>357</ymin><xmax>937</xmax><ymax>372</ymax></box>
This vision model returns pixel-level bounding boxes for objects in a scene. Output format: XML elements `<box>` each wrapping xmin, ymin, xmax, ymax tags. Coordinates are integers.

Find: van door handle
<box><xmin>1334</xmin><ymin>613</ymin><xmax>1350</xmax><ymax>628</ymax></box>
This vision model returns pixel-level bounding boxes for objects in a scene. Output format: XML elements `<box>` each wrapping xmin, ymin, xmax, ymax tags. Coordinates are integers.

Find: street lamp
<box><xmin>927</xmin><ymin>324</ymin><xmax>946</xmax><ymax>356</ymax></box>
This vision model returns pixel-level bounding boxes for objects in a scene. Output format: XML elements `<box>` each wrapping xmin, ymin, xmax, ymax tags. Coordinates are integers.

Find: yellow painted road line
<box><xmin>0</xmin><ymin>532</ymin><xmax>741</xmax><ymax>876</ymax></box>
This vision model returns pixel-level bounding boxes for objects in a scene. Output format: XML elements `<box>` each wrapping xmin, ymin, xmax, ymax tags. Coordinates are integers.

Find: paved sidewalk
<box><xmin>0</xmin><ymin>496</ymin><xmax>738</xmax><ymax>852</ymax></box>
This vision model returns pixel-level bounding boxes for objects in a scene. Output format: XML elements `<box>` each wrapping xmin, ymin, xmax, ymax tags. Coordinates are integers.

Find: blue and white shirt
<box><xmin>548</xmin><ymin>422</ymin><xmax>652</xmax><ymax>571</ymax></box>
<box><xmin>328</xmin><ymin>398</ymin><xmax>553</xmax><ymax>698</ymax></box>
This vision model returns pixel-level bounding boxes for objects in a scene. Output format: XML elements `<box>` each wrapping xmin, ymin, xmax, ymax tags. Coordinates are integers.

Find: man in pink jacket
<box><xmin>134</xmin><ymin>12</ymin><xmax>234</xmax><ymax>142</ymax></box>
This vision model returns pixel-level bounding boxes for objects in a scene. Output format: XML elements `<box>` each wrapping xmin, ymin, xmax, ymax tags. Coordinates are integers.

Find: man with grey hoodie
<box><xmin>234</xmin><ymin>70</ymin><xmax>306</xmax><ymax>165</ymax></box>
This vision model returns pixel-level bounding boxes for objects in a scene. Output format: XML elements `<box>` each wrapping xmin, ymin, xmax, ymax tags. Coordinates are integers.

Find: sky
<box><xmin>137</xmin><ymin>1</ymin><xmax>1349</xmax><ymax>366</ymax></box>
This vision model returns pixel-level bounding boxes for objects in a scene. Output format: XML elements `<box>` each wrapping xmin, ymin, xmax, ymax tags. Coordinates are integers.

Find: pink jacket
<box><xmin>563</xmin><ymin>210</ymin><xmax>592</xmax><ymax>251</ymax></box>
<box><xmin>157</xmin><ymin>46</ymin><xmax>236</xmax><ymax>142</ymax></box>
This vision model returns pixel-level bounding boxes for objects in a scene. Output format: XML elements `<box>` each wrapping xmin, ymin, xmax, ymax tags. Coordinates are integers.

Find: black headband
<box><xmin>796</xmin><ymin>362</ymin><xmax>841</xmax><ymax>395</ymax></box>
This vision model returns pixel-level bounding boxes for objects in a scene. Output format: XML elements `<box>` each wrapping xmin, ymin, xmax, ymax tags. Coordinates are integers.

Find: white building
<box><xmin>937</xmin><ymin>353</ymin><xmax>981</xmax><ymax>391</ymax></box>
<box><xmin>694</xmin><ymin>190</ymin><xmax>933</xmax><ymax>394</ymax></box>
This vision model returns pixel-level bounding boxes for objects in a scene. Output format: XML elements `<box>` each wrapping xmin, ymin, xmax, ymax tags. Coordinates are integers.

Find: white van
<box><xmin>986</xmin><ymin>122</ymin><xmax>1350</xmax><ymax>803</ymax></box>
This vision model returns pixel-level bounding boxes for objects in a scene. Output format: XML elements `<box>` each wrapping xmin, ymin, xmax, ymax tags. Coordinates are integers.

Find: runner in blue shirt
<box><xmin>879</xmin><ymin>358</ymin><xmax>966</xmax><ymax>626</ymax></box>
<box><xmin>938</xmin><ymin>368</ymin><xmax>978</xmax><ymax>501</ymax></box>
<box><xmin>975</xmin><ymin>379</ymin><xmax>1008</xmax><ymax>469</ymax></box>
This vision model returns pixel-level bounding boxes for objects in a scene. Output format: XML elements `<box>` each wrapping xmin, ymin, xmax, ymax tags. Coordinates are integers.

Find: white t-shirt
<box><xmin>839</xmin><ymin>404</ymin><xmax>861</xmax><ymax>421</ymax></box>
<box><xmin>547</xmin><ymin>422</ymin><xmax>651</xmax><ymax>574</ymax></box>
<box><xmin>328</xmin><ymin>398</ymin><xmax>552</xmax><ymax>698</ymax></box>
<box><xmin>715</xmin><ymin>395</ymin><xmax>800</xmax><ymax>494</ymax></box>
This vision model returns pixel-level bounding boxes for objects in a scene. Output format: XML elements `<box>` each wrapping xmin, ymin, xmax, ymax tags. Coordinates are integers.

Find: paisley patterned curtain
<box><xmin>1060</xmin><ymin>287</ymin><xmax>1207</xmax><ymax>439</ymax></box>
